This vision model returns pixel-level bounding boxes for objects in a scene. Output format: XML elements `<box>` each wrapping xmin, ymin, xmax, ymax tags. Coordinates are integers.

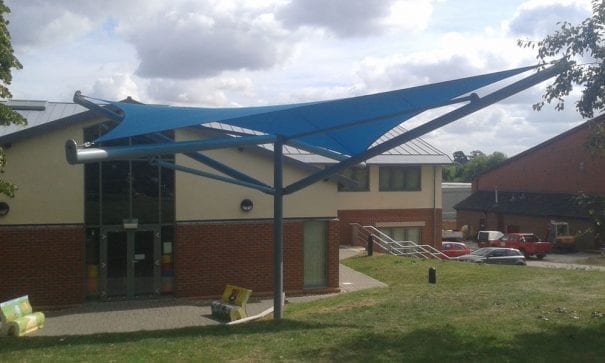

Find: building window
<box><xmin>379</xmin><ymin>166</ymin><xmax>421</xmax><ymax>191</ymax></box>
<box><xmin>83</xmin><ymin>122</ymin><xmax>175</xmax><ymax>227</ymax></box>
<box><xmin>338</xmin><ymin>166</ymin><xmax>369</xmax><ymax>192</ymax></box>
<box><xmin>378</xmin><ymin>226</ymin><xmax>422</xmax><ymax>243</ymax></box>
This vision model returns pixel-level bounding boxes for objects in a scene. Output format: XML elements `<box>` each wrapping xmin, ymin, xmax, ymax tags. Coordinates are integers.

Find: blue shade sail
<box><xmin>96</xmin><ymin>65</ymin><xmax>537</xmax><ymax>155</ymax></box>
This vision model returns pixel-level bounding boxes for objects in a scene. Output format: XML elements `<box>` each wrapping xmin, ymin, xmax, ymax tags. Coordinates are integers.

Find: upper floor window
<box><xmin>338</xmin><ymin>166</ymin><xmax>369</xmax><ymax>192</ymax></box>
<box><xmin>379</xmin><ymin>166</ymin><xmax>421</xmax><ymax>191</ymax></box>
<box><xmin>83</xmin><ymin>122</ymin><xmax>175</xmax><ymax>226</ymax></box>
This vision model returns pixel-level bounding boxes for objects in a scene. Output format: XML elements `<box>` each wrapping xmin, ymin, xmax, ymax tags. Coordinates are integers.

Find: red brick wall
<box><xmin>458</xmin><ymin>210</ymin><xmax>549</xmax><ymax>239</ymax></box>
<box><xmin>337</xmin><ymin>208</ymin><xmax>442</xmax><ymax>247</ymax></box>
<box><xmin>174</xmin><ymin>219</ymin><xmax>340</xmax><ymax>299</ymax></box>
<box><xmin>0</xmin><ymin>225</ymin><xmax>85</xmax><ymax>308</ymax></box>
<box><xmin>442</xmin><ymin>220</ymin><xmax>458</xmax><ymax>231</ymax></box>
<box><xmin>476</xmin><ymin>122</ymin><xmax>605</xmax><ymax>194</ymax></box>
<box><xmin>326</xmin><ymin>220</ymin><xmax>340</xmax><ymax>290</ymax></box>
<box><xmin>458</xmin><ymin>120</ymin><xmax>605</xmax><ymax>250</ymax></box>
<box><xmin>456</xmin><ymin>210</ymin><xmax>485</xmax><ymax>238</ymax></box>
<box><xmin>457</xmin><ymin>210</ymin><xmax>592</xmax><ymax>246</ymax></box>
<box><xmin>0</xmin><ymin>219</ymin><xmax>339</xmax><ymax>307</ymax></box>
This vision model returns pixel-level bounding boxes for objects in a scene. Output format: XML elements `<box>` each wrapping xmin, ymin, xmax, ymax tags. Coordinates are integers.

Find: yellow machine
<box><xmin>547</xmin><ymin>221</ymin><xmax>576</xmax><ymax>252</ymax></box>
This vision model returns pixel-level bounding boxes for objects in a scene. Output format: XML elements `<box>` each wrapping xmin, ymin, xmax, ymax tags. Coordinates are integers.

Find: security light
<box><xmin>240</xmin><ymin>199</ymin><xmax>253</xmax><ymax>212</ymax></box>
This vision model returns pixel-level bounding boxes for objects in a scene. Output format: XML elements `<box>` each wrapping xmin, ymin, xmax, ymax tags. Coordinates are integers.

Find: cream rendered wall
<box><xmin>0</xmin><ymin>122</ymin><xmax>96</xmax><ymax>225</ymax></box>
<box><xmin>175</xmin><ymin>129</ymin><xmax>338</xmax><ymax>221</ymax></box>
<box><xmin>336</xmin><ymin>165</ymin><xmax>443</xmax><ymax>210</ymax></box>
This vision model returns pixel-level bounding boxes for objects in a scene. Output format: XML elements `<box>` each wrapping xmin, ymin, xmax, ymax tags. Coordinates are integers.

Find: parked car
<box><xmin>476</xmin><ymin>230</ymin><xmax>504</xmax><ymax>247</ymax></box>
<box><xmin>490</xmin><ymin>233</ymin><xmax>551</xmax><ymax>259</ymax></box>
<box><xmin>441</xmin><ymin>241</ymin><xmax>471</xmax><ymax>258</ymax></box>
<box><xmin>456</xmin><ymin>247</ymin><xmax>526</xmax><ymax>265</ymax></box>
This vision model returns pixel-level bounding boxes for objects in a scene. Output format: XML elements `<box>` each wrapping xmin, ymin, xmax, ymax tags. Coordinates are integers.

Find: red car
<box><xmin>490</xmin><ymin>233</ymin><xmax>552</xmax><ymax>259</ymax></box>
<box><xmin>441</xmin><ymin>241</ymin><xmax>471</xmax><ymax>258</ymax></box>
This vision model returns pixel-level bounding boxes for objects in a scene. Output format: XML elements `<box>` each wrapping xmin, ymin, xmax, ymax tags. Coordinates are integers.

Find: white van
<box><xmin>476</xmin><ymin>230</ymin><xmax>504</xmax><ymax>247</ymax></box>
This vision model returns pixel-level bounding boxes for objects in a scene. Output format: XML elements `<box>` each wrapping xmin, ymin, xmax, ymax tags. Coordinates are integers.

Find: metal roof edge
<box><xmin>3</xmin><ymin>99</ymin><xmax>48</xmax><ymax>111</ymax></box>
<box><xmin>0</xmin><ymin>108</ymin><xmax>94</xmax><ymax>144</ymax></box>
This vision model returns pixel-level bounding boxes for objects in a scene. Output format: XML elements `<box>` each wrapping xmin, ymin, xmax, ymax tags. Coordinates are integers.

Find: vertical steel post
<box><xmin>273</xmin><ymin>137</ymin><xmax>284</xmax><ymax>319</ymax></box>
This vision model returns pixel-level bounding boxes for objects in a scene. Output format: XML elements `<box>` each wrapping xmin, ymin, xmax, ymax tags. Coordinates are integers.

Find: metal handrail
<box><xmin>350</xmin><ymin>223</ymin><xmax>450</xmax><ymax>260</ymax></box>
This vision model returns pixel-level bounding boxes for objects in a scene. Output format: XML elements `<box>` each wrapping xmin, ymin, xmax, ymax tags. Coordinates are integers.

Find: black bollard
<box><xmin>367</xmin><ymin>234</ymin><xmax>373</xmax><ymax>256</ymax></box>
<box><xmin>428</xmin><ymin>267</ymin><xmax>436</xmax><ymax>284</ymax></box>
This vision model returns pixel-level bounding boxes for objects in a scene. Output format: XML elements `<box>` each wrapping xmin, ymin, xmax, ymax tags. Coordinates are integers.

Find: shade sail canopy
<box><xmin>96</xmin><ymin>65</ymin><xmax>536</xmax><ymax>156</ymax></box>
<box><xmin>67</xmin><ymin>63</ymin><xmax>562</xmax><ymax>321</ymax></box>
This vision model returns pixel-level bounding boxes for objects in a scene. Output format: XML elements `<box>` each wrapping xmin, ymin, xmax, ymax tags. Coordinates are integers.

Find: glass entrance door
<box><xmin>101</xmin><ymin>228</ymin><xmax>160</xmax><ymax>299</ymax></box>
<box><xmin>133</xmin><ymin>231</ymin><xmax>156</xmax><ymax>296</ymax></box>
<box><xmin>106</xmin><ymin>231</ymin><xmax>127</xmax><ymax>297</ymax></box>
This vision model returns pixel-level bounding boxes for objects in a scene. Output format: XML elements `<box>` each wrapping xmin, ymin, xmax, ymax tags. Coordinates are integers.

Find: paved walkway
<box><xmin>34</xmin><ymin>246</ymin><xmax>386</xmax><ymax>336</ymax></box>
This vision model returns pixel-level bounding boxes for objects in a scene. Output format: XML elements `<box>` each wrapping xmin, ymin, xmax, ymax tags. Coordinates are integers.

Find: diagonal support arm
<box><xmin>149</xmin><ymin>133</ymin><xmax>271</xmax><ymax>189</ymax></box>
<box><xmin>284</xmin><ymin>62</ymin><xmax>563</xmax><ymax>195</ymax></box>
<box><xmin>151</xmin><ymin>159</ymin><xmax>274</xmax><ymax>194</ymax></box>
<box><xmin>73</xmin><ymin>91</ymin><xmax>123</xmax><ymax>122</ymax></box>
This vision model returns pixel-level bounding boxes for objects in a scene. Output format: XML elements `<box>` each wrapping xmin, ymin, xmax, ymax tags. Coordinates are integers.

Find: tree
<box><xmin>0</xmin><ymin>0</ymin><xmax>26</xmax><ymax>197</ymax></box>
<box><xmin>575</xmin><ymin>192</ymin><xmax>605</xmax><ymax>247</ymax></box>
<box><xmin>468</xmin><ymin>150</ymin><xmax>485</xmax><ymax>160</ymax></box>
<box><xmin>517</xmin><ymin>0</ymin><xmax>605</xmax><ymax>119</ymax></box>
<box><xmin>452</xmin><ymin>150</ymin><xmax>468</xmax><ymax>165</ymax></box>
<box><xmin>461</xmin><ymin>153</ymin><xmax>489</xmax><ymax>181</ymax></box>
<box><xmin>519</xmin><ymin>0</ymin><xmax>605</xmax><ymax>248</ymax></box>
<box><xmin>442</xmin><ymin>150</ymin><xmax>507</xmax><ymax>182</ymax></box>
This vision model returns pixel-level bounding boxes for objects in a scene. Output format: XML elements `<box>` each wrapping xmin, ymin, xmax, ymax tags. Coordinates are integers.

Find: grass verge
<box><xmin>1</xmin><ymin>255</ymin><xmax>604</xmax><ymax>362</ymax></box>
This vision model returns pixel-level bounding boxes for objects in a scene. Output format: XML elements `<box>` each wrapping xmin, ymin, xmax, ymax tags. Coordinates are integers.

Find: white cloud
<box><xmin>276</xmin><ymin>0</ymin><xmax>432</xmax><ymax>37</ymax></box>
<box><xmin>506</xmin><ymin>0</ymin><xmax>591</xmax><ymax>37</ymax></box>
<box><xmin>5</xmin><ymin>0</ymin><xmax>130</xmax><ymax>49</ymax></box>
<box><xmin>139</xmin><ymin>74</ymin><xmax>257</xmax><ymax>106</ymax></box>
<box><xmin>91</xmin><ymin>74</ymin><xmax>142</xmax><ymax>101</ymax></box>
<box><xmin>3</xmin><ymin>0</ymin><xmax>595</xmax><ymax>157</ymax></box>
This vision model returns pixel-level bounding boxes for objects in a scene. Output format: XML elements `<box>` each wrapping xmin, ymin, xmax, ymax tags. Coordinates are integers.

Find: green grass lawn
<box><xmin>2</xmin><ymin>256</ymin><xmax>604</xmax><ymax>362</ymax></box>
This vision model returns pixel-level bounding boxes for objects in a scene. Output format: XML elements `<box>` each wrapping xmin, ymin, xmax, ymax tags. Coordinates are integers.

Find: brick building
<box><xmin>455</xmin><ymin>115</ymin><xmax>605</xmax><ymax>249</ymax></box>
<box><xmin>0</xmin><ymin>100</ymin><xmax>448</xmax><ymax>307</ymax></box>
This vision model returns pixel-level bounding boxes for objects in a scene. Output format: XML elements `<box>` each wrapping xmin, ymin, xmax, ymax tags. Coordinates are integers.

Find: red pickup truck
<box><xmin>490</xmin><ymin>233</ymin><xmax>552</xmax><ymax>259</ymax></box>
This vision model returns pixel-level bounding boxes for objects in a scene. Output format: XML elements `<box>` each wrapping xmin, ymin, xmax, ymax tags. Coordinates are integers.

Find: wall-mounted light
<box><xmin>240</xmin><ymin>199</ymin><xmax>253</xmax><ymax>212</ymax></box>
<box><xmin>0</xmin><ymin>202</ymin><xmax>9</xmax><ymax>216</ymax></box>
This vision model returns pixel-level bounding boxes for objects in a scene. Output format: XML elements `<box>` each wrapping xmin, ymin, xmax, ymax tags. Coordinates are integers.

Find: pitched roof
<box><xmin>472</xmin><ymin>114</ymin><xmax>605</xmax><ymax>179</ymax></box>
<box><xmin>0</xmin><ymin>100</ymin><xmax>89</xmax><ymax>143</ymax></box>
<box><xmin>454</xmin><ymin>190</ymin><xmax>588</xmax><ymax>219</ymax></box>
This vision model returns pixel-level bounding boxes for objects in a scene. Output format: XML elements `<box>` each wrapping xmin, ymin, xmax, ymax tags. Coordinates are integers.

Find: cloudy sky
<box><xmin>4</xmin><ymin>0</ymin><xmax>594</xmax><ymax>157</ymax></box>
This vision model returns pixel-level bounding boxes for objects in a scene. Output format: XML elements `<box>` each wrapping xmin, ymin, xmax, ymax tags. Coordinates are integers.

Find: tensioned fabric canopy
<box><xmin>69</xmin><ymin>63</ymin><xmax>562</xmax><ymax>321</ymax></box>
<box><xmin>95</xmin><ymin>65</ymin><xmax>537</xmax><ymax>156</ymax></box>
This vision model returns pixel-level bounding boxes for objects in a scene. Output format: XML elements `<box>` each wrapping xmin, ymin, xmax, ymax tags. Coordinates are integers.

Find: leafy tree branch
<box><xmin>519</xmin><ymin>0</ymin><xmax>605</xmax><ymax>247</ymax></box>
<box><xmin>517</xmin><ymin>0</ymin><xmax>605</xmax><ymax>118</ymax></box>
<box><xmin>0</xmin><ymin>0</ymin><xmax>26</xmax><ymax>198</ymax></box>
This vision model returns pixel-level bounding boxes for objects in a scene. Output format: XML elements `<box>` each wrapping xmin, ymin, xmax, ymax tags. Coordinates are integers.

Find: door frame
<box><xmin>99</xmin><ymin>225</ymin><xmax>161</xmax><ymax>299</ymax></box>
